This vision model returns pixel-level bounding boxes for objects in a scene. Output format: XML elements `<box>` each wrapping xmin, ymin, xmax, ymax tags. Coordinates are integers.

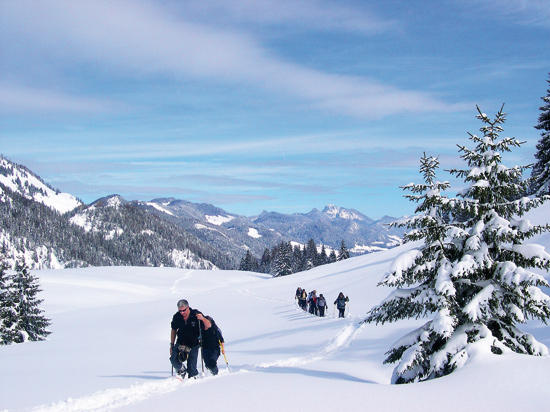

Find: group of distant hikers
<box><xmin>169</xmin><ymin>299</ymin><xmax>225</xmax><ymax>379</ymax></box>
<box><xmin>295</xmin><ymin>287</ymin><xmax>349</xmax><ymax>318</ymax></box>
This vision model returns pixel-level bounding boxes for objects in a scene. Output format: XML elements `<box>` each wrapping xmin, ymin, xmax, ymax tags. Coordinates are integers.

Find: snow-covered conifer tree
<box><xmin>305</xmin><ymin>238</ymin><xmax>318</xmax><ymax>269</ymax></box>
<box><xmin>337</xmin><ymin>240</ymin><xmax>349</xmax><ymax>261</ymax></box>
<box><xmin>239</xmin><ymin>250</ymin><xmax>259</xmax><ymax>272</ymax></box>
<box><xmin>531</xmin><ymin>73</ymin><xmax>550</xmax><ymax>195</ymax></box>
<box><xmin>364</xmin><ymin>107</ymin><xmax>550</xmax><ymax>384</ymax></box>
<box><xmin>4</xmin><ymin>261</ymin><xmax>51</xmax><ymax>343</ymax></box>
<box><xmin>0</xmin><ymin>261</ymin><xmax>12</xmax><ymax>344</ymax></box>
<box><xmin>270</xmin><ymin>242</ymin><xmax>293</xmax><ymax>277</ymax></box>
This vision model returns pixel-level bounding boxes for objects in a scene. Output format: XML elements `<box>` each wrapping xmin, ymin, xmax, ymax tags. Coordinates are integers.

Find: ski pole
<box><xmin>219</xmin><ymin>340</ymin><xmax>230</xmax><ymax>372</ymax></box>
<box><xmin>198</xmin><ymin>320</ymin><xmax>204</xmax><ymax>373</ymax></box>
<box><xmin>333</xmin><ymin>304</ymin><xmax>336</xmax><ymax>317</ymax></box>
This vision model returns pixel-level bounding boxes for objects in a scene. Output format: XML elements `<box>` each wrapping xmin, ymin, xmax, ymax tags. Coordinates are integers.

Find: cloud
<box><xmin>0</xmin><ymin>0</ymin><xmax>462</xmax><ymax>119</ymax></box>
<box><xmin>0</xmin><ymin>83</ymin><xmax>123</xmax><ymax>115</ymax></box>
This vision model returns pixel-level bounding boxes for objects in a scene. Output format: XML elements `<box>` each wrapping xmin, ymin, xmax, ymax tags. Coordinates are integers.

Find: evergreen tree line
<box><xmin>0</xmin><ymin>260</ymin><xmax>51</xmax><ymax>345</ymax></box>
<box><xmin>239</xmin><ymin>238</ymin><xmax>350</xmax><ymax>276</ymax></box>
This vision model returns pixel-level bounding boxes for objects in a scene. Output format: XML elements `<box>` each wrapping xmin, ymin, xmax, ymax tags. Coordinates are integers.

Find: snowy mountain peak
<box><xmin>90</xmin><ymin>195</ymin><xmax>126</xmax><ymax>209</ymax></box>
<box><xmin>322</xmin><ymin>204</ymin><xmax>370</xmax><ymax>222</ymax></box>
<box><xmin>0</xmin><ymin>156</ymin><xmax>81</xmax><ymax>214</ymax></box>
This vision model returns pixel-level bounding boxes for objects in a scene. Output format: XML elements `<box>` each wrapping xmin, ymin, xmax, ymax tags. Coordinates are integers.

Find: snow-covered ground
<box><xmin>1</xmin><ymin>204</ymin><xmax>550</xmax><ymax>412</ymax></box>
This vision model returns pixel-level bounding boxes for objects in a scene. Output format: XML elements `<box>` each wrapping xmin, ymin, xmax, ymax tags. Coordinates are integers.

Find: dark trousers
<box><xmin>338</xmin><ymin>307</ymin><xmax>345</xmax><ymax>318</ymax></box>
<box><xmin>203</xmin><ymin>347</ymin><xmax>220</xmax><ymax>375</ymax></box>
<box><xmin>318</xmin><ymin>306</ymin><xmax>326</xmax><ymax>317</ymax></box>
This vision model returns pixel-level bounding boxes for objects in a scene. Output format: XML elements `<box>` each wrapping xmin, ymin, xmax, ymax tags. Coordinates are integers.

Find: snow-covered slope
<box><xmin>1</xmin><ymin>203</ymin><xmax>549</xmax><ymax>411</ymax></box>
<box><xmin>0</xmin><ymin>157</ymin><xmax>81</xmax><ymax>214</ymax></box>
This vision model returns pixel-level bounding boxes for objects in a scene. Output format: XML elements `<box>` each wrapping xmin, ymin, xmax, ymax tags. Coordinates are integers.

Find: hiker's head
<box><xmin>177</xmin><ymin>299</ymin><xmax>189</xmax><ymax>313</ymax></box>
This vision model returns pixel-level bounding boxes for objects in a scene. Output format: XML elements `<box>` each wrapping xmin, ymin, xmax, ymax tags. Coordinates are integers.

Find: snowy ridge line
<box><xmin>255</xmin><ymin>322</ymin><xmax>364</xmax><ymax>369</ymax></box>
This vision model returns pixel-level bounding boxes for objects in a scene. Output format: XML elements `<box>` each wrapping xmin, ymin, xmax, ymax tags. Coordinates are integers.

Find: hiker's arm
<box><xmin>197</xmin><ymin>313</ymin><xmax>212</xmax><ymax>329</ymax></box>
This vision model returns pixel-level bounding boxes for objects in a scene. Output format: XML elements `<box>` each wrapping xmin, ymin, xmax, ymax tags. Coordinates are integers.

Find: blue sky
<box><xmin>1</xmin><ymin>0</ymin><xmax>549</xmax><ymax>219</ymax></box>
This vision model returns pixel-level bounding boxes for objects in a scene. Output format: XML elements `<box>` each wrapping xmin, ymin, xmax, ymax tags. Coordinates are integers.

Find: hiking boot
<box><xmin>177</xmin><ymin>367</ymin><xmax>187</xmax><ymax>378</ymax></box>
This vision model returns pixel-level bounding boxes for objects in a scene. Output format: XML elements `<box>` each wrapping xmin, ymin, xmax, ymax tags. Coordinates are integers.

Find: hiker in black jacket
<box><xmin>201</xmin><ymin>315</ymin><xmax>225</xmax><ymax>376</ymax></box>
<box><xmin>334</xmin><ymin>292</ymin><xmax>349</xmax><ymax>318</ymax></box>
<box><xmin>170</xmin><ymin>299</ymin><xmax>211</xmax><ymax>378</ymax></box>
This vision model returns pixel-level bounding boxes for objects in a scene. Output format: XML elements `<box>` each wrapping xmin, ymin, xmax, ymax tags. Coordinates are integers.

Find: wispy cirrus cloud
<box><xmin>0</xmin><ymin>0</ymin><xmax>462</xmax><ymax>119</ymax></box>
<box><xmin>0</xmin><ymin>83</ymin><xmax>123</xmax><ymax>115</ymax></box>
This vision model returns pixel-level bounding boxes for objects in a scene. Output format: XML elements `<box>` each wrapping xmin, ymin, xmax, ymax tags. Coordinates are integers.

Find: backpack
<box><xmin>336</xmin><ymin>297</ymin><xmax>348</xmax><ymax>309</ymax></box>
<box><xmin>318</xmin><ymin>297</ymin><xmax>326</xmax><ymax>307</ymax></box>
<box><xmin>210</xmin><ymin>318</ymin><xmax>224</xmax><ymax>344</ymax></box>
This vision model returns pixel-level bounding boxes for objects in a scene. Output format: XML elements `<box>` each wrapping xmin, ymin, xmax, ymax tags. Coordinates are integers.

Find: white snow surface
<box><xmin>0</xmin><ymin>158</ymin><xmax>81</xmax><ymax>214</ymax></box>
<box><xmin>2</xmin><ymin>204</ymin><xmax>550</xmax><ymax>412</ymax></box>
<box><xmin>205</xmin><ymin>215</ymin><xmax>234</xmax><ymax>226</ymax></box>
<box><xmin>247</xmin><ymin>227</ymin><xmax>261</xmax><ymax>238</ymax></box>
<box><xmin>144</xmin><ymin>202</ymin><xmax>175</xmax><ymax>216</ymax></box>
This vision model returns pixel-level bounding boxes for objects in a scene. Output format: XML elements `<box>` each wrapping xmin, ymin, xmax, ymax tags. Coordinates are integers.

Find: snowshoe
<box><xmin>176</xmin><ymin>366</ymin><xmax>187</xmax><ymax>380</ymax></box>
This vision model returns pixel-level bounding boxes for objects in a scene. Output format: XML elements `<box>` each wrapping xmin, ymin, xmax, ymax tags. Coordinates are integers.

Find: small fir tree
<box><xmin>531</xmin><ymin>73</ymin><xmax>550</xmax><ymax>195</ymax></box>
<box><xmin>5</xmin><ymin>261</ymin><xmax>51</xmax><ymax>343</ymax></box>
<box><xmin>337</xmin><ymin>240</ymin><xmax>350</xmax><ymax>261</ymax></box>
<box><xmin>0</xmin><ymin>261</ymin><xmax>12</xmax><ymax>344</ymax></box>
<box><xmin>364</xmin><ymin>107</ymin><xmax>550</xmax><ymax>384</ymax></box>
<box><xmin>239</xmin><ymin>250</ymin><xmax>259</xmax><ymax>272</ymax></box>
<box><xmin>328</xmin><ymin>249</ymin><xmax>338</xmax><ymax>263</ymax></box>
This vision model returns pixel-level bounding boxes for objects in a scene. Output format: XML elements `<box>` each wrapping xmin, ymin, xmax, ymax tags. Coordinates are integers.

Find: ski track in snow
<box><xmin>28</xmin><ymin>307</ymin><xmax>363</xmax><ymax>412</ymax></box>
<box><xmin>253</xmin><ymin>322</ymin><xmax>364</xmax><ymax>369</ymax></box>
<box><xmin>170</xmin><ymin>270</ymin><xmax>194</xmax><ymax>294</ymax></box>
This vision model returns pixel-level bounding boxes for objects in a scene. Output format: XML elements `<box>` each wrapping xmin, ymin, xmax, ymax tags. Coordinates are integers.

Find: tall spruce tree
<box><xmin>531</xmin><ymin>73</ymin><xmax>550</xmax><ymax>195</ymax></box>
<box><xmin>364</xmin><ymin>106</ymin><xmax>550</xmax><ymax>384</ymax></box>
<box><xmin>305</xmin><ymin>239</ymin><xmax>318</xmax><ymax>269</ymax></box>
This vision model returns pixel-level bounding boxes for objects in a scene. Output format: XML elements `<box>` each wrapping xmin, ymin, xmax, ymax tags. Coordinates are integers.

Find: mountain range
<box><xmin>0</xmin><ymin>156</ymin><xmax>404</xmax><ymax>270</ymax></box>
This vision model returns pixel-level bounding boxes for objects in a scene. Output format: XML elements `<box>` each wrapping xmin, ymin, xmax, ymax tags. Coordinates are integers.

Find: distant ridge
<box><xmin>0</xmin><ymin>156</ymin><xmax>404</xmax><ymax>270</ymax></box>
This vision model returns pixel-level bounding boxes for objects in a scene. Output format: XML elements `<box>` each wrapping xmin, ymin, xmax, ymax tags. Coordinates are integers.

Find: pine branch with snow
<box><xmin>531</xmin><ymin>73</ymin><xmax>550</xmax><ymax>196</ymax></box>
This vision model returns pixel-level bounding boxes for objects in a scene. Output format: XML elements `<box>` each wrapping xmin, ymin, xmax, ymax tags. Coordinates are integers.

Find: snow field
<box><xmin>1</xmin><ymin>202</ymin><xmax>550</xmax><ymax>411</ymax></box>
